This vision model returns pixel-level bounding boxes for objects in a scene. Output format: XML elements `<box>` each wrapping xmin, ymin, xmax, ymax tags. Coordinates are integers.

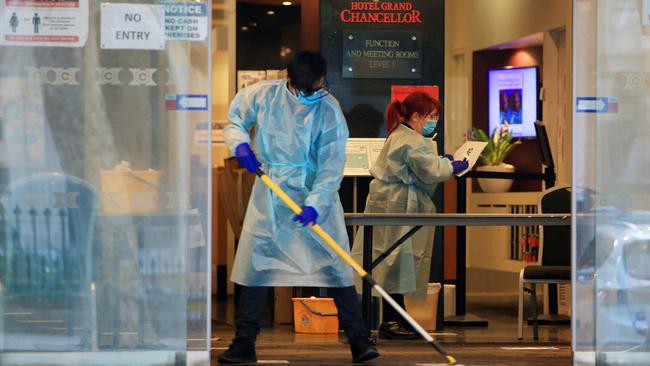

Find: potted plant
<box><xmin>471</xmin><ymin>123</ymin><xmax>522</xmax><ymax>193</ymax></box>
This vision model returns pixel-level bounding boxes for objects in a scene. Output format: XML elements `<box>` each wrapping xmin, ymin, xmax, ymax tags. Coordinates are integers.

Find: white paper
<box><xmin>344</xmin><ymin>144</ymin><xmax>369</xmax><ymax>176</ymax></box>
<box><xmin>100</xmin><ymin>3</ymin><xmax>165</xmax><ymax>50</ymax></box>
<box><xmin>452</xmin><ymin>141</ymin><xmax>488</xmax><ymax>177</ymax></box>
<box><xmin>0</xmin><ymin>0</ymin><xmax>89</xmax><ymax>47</ymax></box>
<box><xmin>344</xmin><ymin>138</ymin><xmax>386</xmax><ymax>176</ymax></box>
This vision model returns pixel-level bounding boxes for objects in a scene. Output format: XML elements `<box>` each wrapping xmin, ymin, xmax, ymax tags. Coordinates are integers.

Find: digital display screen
<box><xmin>488</xmin><ymin>66</ymin><xmax>539</xmax><ymax>138</ymax></box>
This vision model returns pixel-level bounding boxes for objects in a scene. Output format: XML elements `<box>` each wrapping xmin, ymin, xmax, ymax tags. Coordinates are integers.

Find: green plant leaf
<box><xmin>473</xmin><ymin>128</ymin><xmax>489</xmax><ymax>142</ymax></box>
<box><xmin>473</xmin><ymin>126</ymin><xmax>521</xmax><ymax>165</ymax></box>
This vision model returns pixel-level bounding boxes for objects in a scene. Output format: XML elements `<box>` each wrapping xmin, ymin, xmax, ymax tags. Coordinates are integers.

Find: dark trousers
<box><xmin>235</xmin><ymin>285</ymin><xmax>367</xmax><ymax>344</ymax></box>
<box><xmin>382</xmin><ymin>293</ymin><xmax>405</xmax><ymax>323</ymax></box>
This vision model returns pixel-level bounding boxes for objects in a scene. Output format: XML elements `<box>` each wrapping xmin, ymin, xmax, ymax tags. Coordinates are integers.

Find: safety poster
<box><xmin>0</xmin><ymin>0</ymin><xmax>88</xmax><ymax>47</ymax></box>
<box><xmin>344</xmin><ymin>138</ymin><xmax>386</xmax><ymax>176</ymax></box>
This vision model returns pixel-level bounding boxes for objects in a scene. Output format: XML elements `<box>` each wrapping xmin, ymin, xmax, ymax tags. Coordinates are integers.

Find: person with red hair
<box><xmin>351</xmin><ymin>92</ymin><xmax>468</xmax><ymax>340</ymax></box>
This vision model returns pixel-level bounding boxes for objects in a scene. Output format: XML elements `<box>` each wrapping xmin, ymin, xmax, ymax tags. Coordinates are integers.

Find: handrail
<box><xmin>344</xmin><ymin>213</ymin><xmax>570</xmax><ymax>226</ymax></box>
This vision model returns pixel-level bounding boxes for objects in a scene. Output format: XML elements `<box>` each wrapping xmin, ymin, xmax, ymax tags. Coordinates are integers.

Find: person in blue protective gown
<box><xmin>351</xmin><ymin>92</ymin><xmax>468</xmax><ymax>340</ymax></box>
<box><xmin>218</xmin><ymin>51</ymin><xmax>379</xmax><ymax>364</ymax></box>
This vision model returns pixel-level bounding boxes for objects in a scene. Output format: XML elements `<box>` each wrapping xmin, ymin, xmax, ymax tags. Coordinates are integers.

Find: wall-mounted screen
<box><xmin>488</xmin><ymin>66</ymin><xmax>539</xmax><ymax>138</ymax></box>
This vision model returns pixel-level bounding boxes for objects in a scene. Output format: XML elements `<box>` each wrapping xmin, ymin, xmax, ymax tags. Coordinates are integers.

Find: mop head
<box><xmin>415</xmin><ymin>355</ymin><xmax>462</xmax><ymax>366</ymax></box>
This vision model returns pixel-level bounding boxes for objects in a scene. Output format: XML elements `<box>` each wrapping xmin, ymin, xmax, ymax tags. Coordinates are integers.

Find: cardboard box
<box><xmin>100</xmin><ymin>169</ymin><xmax>162</xmax><ymax>214</ymax></box>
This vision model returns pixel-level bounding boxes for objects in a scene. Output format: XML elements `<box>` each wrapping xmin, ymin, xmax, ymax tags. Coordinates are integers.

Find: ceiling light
<box><xmin>241</xmin><ymin>26</ymin><xmax>248</xmax><ymax>31</ymax></box>
<box><xmin>267</xmin><ymin>10</ymin><xmax>275</xmax><ymax>15</ymax></box>
<box><xmin>282</xmin><ymin>1</ymin><xmax>292</xmax><ymax>5</ymax></box>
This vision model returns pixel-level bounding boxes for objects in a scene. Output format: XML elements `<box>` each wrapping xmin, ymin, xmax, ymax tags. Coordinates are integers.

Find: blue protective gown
<box><xmin>351</xmin><ymin>124</ymin><xmax>453</xmax><ymax>298</ymax></box>
<box><xmin>223</xmin><ymin>79</ymin><xmax>353</xmax><ymax>287</ymax></box>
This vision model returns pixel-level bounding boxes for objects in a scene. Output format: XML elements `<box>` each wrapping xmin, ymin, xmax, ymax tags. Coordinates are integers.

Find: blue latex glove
<box><xmin>293</xmin><ymin>206</ymin><xmax>318</xmax><ymax>227</ymax></box>
<box><xmin>235</xmin><ymin>143</ymin><xmax>261</xmax><ymax>173</ymax></box>
<box><xmin>443</xmin><ymin>154</ymin><xmax>454</xmax><ymax>161</ymax></box>
<box><xmin>451</xmin><ymin>158</ymin><xmax>469</xmax><ymax>175</ymax></box>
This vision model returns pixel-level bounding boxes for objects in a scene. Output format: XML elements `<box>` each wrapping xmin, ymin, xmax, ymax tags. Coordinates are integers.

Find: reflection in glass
<box><xmin>574</xmin><ymin>0</ymin><xmax>650</xmax><ymax>364</ymax></box>
<box><xmin>0</xmin><ymin>1</ymin><xmax>211</xmax><ymax>364</ymax></box>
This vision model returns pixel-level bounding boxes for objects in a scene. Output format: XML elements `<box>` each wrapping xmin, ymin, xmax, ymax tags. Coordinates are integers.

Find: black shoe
<box><xmin>217</xmin><ymin>338</ymin><xmax>257</xmax><ymax>364</ymax></box>
<box><xmin>350</xmin><ymin>338</ymin><xmax>380</xmax><ymax>363</ymax></box>
<box><xmin>378</xmin><ymin>321</ymin><xmax>420</xmax><ymax>340</ymax></box>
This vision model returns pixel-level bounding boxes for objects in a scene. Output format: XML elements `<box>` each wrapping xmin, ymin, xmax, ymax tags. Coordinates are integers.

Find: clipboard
<box><xmin>452</xmin><ymin>141</ymin><xmax>488</xmax><ymax>177</ymax></box>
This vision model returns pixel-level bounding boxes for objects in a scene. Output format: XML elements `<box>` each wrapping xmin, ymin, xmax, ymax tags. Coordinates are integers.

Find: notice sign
<box><xmin>575</xmin><ymin>97</ymin><xmax>618</xmax><ymax>113</ymax></box>
<box><xmin>0</xmin><ymin>0</ymin><xmax>88</xmax><ymax>47</ymax></box>
<box><xmin>158</xmin><ymin>2</ymin><xmax>207</xmax><ymax>41</ymax></box>
<box><xmin>344</xmin><ymin>138</ymin><xmax>386</xmax><ymax>176</ymax></box>
<box><xmin>342</xmin><ymin>29</ymin><xmax>422</xmax><ymax>79</ymax></box>
<box><xmin>101</xmin><ymin>3</ymin><xmax>165</xmax><ymax>50</ymax></box>
<box><xmin>165</xmin><ymin>94</ymin><xmax>208</xmax><ymax>111</ymax></box>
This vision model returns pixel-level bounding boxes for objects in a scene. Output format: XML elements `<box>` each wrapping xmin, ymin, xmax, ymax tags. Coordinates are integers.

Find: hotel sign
<box><xmin>340</xmin><ymin>1</ymin><xmax>422</xmax><ymax>24</ymax></box>
<box><xmin>342</xmin><ymin>29</ymin><xmax>422</xmax><ymax>79</ymax></box>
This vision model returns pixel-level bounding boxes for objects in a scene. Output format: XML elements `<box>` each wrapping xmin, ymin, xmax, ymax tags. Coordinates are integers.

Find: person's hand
<box><xmin>235</xmin><ymin>143</ymin><xmax>261</xmax><ymax>173</ymax></box>
<box><xmin>451</xmin><ymin>158</ymin><xmax>469</xmax><ymax>175</ymax></box>
<box><xmin>443</xmin><ymin>154</ymin><xmax>454</xmax><ymax>161</ymax></box>
<box><xmin>293</xmin><ymin>206</ymin><xmax>318</xmax><ymax>226</ymax></box>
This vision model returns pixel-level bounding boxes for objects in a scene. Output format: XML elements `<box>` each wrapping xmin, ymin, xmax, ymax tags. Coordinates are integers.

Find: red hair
<box><xmin>386</xmin><ymin>92</ymin><xmax>443</xmax><ymax>135</ymax></box>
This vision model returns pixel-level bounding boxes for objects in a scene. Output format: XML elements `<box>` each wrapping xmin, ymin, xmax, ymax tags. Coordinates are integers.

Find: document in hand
<box><xmin>452</xmin><ymin>141</ymin><xmax>488</xmax><ymax>177</ymax></box>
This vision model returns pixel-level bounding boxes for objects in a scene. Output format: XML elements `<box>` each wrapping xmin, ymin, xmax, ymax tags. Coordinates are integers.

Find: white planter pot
<box><xmin>476</xmin><ymin>163</ymin><xmax>515</xmax><ymax>193</ymax></box>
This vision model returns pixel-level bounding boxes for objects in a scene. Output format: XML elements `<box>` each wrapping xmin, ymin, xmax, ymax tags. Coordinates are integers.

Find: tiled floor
<box><xmin>211</xmin><ymin>297</ymin><xmax>572</xmax><ymax>365</ymax></box>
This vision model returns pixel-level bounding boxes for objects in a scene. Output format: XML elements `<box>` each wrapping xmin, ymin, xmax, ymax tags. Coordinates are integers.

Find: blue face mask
<box><xmin>294</xmin><ymin>80</ymin><xmax>330</xmax><ymax>105</ymax></box>
<box><xmin>421</xmin><ymin>117</ymin><xmax>438</xmax><ymax>136</ymax></box>
<box><xmin>297</xmin><ymin>88</ymin><xmax>329</xmax><ymax>105</ymax></box>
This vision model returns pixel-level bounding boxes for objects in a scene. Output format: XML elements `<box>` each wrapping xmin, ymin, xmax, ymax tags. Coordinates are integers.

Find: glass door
<box><xmin>0</xmin><ymin>1</ymin><xmax>212</xmax><ymax>364</ymax></box>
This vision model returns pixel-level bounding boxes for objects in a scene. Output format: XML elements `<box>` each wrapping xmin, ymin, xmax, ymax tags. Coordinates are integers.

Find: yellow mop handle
<box><xmin>255</xmin><ymin>167</ymin><xmax>457</xmax><ymax>365</ymax></box>
<box><xmin>257</xmin><ymin>172</ymin><xmax>367</xmax><ymax>276</ymax></box>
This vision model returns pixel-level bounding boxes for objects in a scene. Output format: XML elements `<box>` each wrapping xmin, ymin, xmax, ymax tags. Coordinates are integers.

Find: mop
<box><xmin>255</xmin><ymin>167</ymin><xmax>458</xmax><ymax>365</ymax></box>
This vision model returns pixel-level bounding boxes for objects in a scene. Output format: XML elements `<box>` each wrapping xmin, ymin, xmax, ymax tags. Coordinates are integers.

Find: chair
<box><xmin>0</xmin><ymin>173</ymin><xmax>98</xmax><ymax>350</ymax></box>
<box><xmin>517</xmin><ymin>186</ymin><xmax>571</xmax><ymax>340</ymax></box>
<box><xmin>215</xmin><ymin>158</ymin><xmax>255</xmax><ymax>240</ymax></box>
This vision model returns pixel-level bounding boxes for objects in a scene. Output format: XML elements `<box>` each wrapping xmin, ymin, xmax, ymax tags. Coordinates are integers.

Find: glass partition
<box><xmin>0</xmin><ymin>1</ymin><xmax>211</xmax><ymax>364</ymax></box>
<box><xmin>574</xmin><ymin>0</ymin><xmax>650</xmax><ymax>364</ymax></box>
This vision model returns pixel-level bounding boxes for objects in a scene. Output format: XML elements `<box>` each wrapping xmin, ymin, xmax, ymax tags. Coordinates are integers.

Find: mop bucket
<box><xmin>292</xmin><ymin>297</ymin><xmax>339</xmax><ymax>334</ymax></box>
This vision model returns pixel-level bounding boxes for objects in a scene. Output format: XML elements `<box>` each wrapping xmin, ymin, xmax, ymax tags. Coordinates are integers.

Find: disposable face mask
<box><xmin>421</xmin><ymin>117</ymin><xmax>438</xmax><ymax>136</ymax></box>
<box><xmin>297</xmin><ymin>88</ymin><xmax>329</xmax><ymax>105</ymax></box>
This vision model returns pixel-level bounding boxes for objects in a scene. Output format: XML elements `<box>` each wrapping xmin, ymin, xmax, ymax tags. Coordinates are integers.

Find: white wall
<box><xmin>445</xmin><ymin>0</ymin><xmax>573</xmax><ymax>186</ymax></box>
<box><xmin>445</xmin><ymin>0</ymin><xmax>573</xmax><ymax>299</ymax></box>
